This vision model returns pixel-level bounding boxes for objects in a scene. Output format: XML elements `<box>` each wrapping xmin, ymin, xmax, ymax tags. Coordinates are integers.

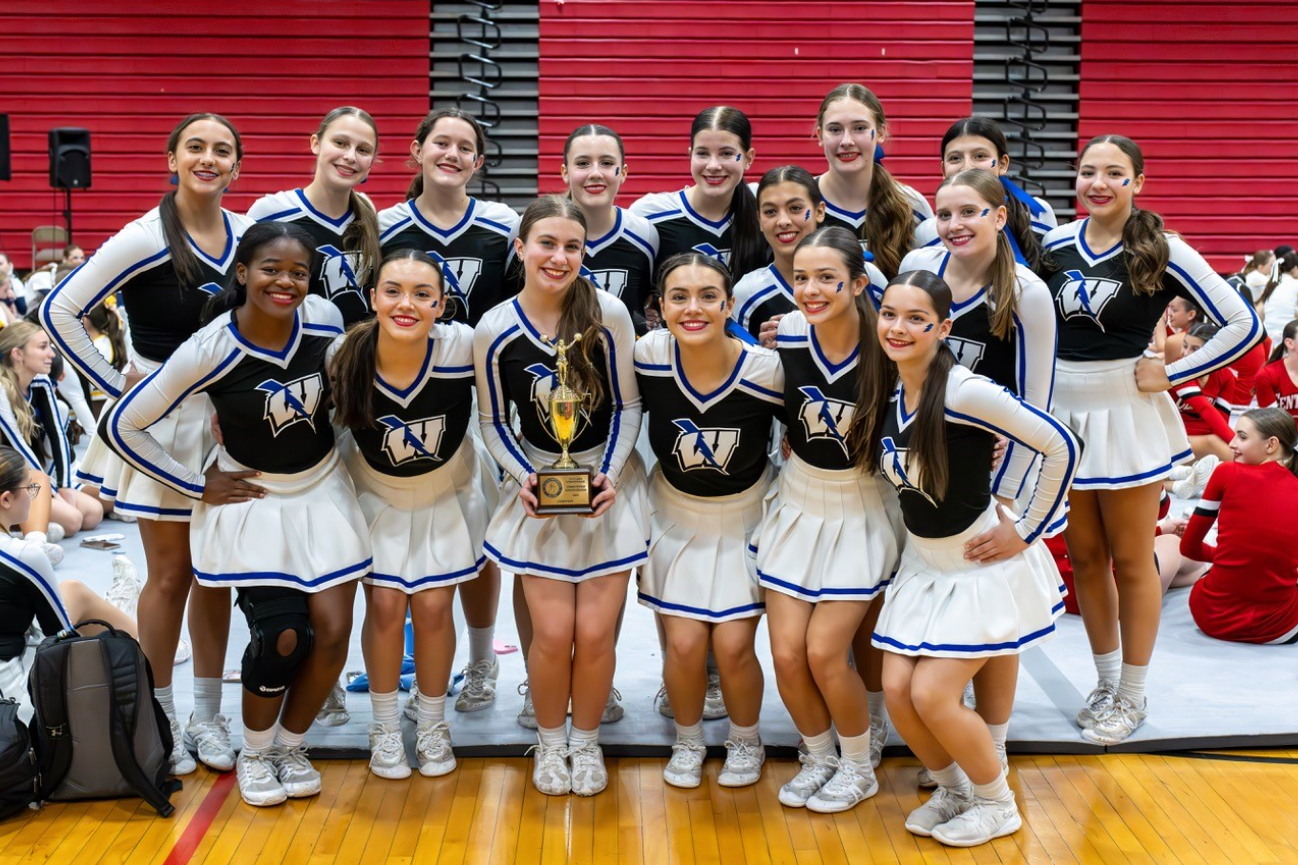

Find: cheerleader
<box><xmin>914</xmin><ymin>117</ymin><xmax>1058</xmax><ymax>265</ymax></box>
<box><xmin>630</xmin><ymin>106</ymin><xmax>768</xmax><ymax>279</ymax></box>
<box><xmin>561</xmin><ymin>124</ymin><xmax>660</xmax><ymax>331</ymax></box>
<box><xmin>813</xmin><ymin>83</ymin><xmax>932</xmax><ymax>277</ymax></box>
<box><xmin>1172</xmin><ymin>323</ymin><xmax>1235</xmax><ymax>463</ymax></box>
<box><xmin>474</xmin><ymin>195</ymin><xmax>647</xmax><ymax>797</ymax></box>
<box><xmin>378</xmin><ymin>108</ymin><xmax>518</xmax><ymax>712</ymax></box>
<box><xmin>1040</xmin><ymin>135</ymin><xmax>1260</xmax><ymax>745</ymax></box>
<box><xmin>330</xmin><ymin>250</ymin><xmax>490</xmax><ymax>779</ymax></box>
<box><xmin>898</xmin><ymin>167</ymin><xmax>1058</xmax><ymax>786</ymax></box>
<box><xmin>1232</xmin><ymin>249</ymin><xmax>1275</xmax><ymax>305</ymax></box>
<box><xmin>864</xmin><ymin>271</ymin><xmax>1077</xmax><ymax>847</ymax></box>
<box><xmin>1180</xmin><ymin>407</ymin><xmax>1298</xmax><ymax>644</ymax></box>
<box><xmin>0</xmin><ymin>322</ymin><xmax>103</xmax><ymax>539</ymax></box>
<box><xmin>40</xmin><ymin>113</ymin><xmax>254</xmax><ymax>775</ymax></box>
<box><xmin>105</xmin><ymin>222</ymin><xmax>370</xmax><ymax>808</ymax></box>
<box><xmin>733</xmin><ymin>166</ymin><xmax>887</xmax><ymax>347</ymax></box>
<box><xmin>1260</xmin><ymin>252</ymin><xmax>1298</xmax><ymax>343</ymax></box>
<box><xmin>1162</xmin><ymin>296</ymin><xmax>1201</xmax><ymax>363</ymax></box>
<box><xmin>634</xmin><ymin>252</ymin><xmax>782</xmax><ymax>789</ymax></box>
<box><xmin>247</xmin><ymin>107</ymin><xmax>381</xmax><ymax>326</ymax></box>
<box><xmin>751</xmin><ymin>227</ymin><xmax>901</xmax><ymax>812</ymax></box>
<box><xmin>1254</xmin><ymin>320</ymin><xmax>1298</xmax><ymax>422</ymax></box>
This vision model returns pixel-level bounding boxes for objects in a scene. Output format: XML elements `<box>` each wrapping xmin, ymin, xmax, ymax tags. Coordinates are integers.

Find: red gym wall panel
<box><xmin>537</xmin><ymin>1</ymin><xmax>974</xmax><ymax>203</ymax></box>
<box><xmin>1078</xmin><ymin>1</ymin><xmax>1298</xmax><ymax>271</ymax></box>
<box><xmin>0</xmin><ymin>1</ymin><xmax>429</xmax><ymax>270</ymax></box>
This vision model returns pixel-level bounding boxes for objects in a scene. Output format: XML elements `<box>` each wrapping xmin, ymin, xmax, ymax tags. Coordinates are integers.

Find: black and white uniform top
<box><xmin>732</xmin><ymin>260</ymin><xmax>889</xmax><ymax>341</ymax></box>
<box><xmin>1042</xmin><ymin>219</ymin><xmax>1261</xmax><ymax>386</ymax></box>
<box><xmin>898</xmin><ymin>246</ymin><xmax>1058</xmax><ymax>499</ymax></box>
<box><xmin>104</xmin><ymin>295</ymin><xmax>345</xmax><ymax>498</ymax></box>
<box><xmin>913</xmin><ymin>195</ymin><xmax>1057</xmax><ymax>251</ymax></box>
<box><xmin>775</xmin><ymin>312</ymin><xmax>867</xmax><ymax>472</ymax></box>
<box><xmin>581</xmin><ymin>207</ymin><xmax>659</xmax><ymax>326</ymax></box>
<box><xmin>377</xmin><ymin>198</ymin><xmax>520</xmax><ymax>327</ymax></box>
<box><xmin>0</xmin><ymin>375</ymin><xmax>73</xmax><ymax>490</ymax></box>
<box><xmin>630</xmin><ymin>189</ymin><xmax>736</xmax><ymax>271</ymax></box>
<box><xmin>0</xmin><ymin>535</ymin><xmax>71</xmax><ymax>664</ymax></box>
<box><xmin>246</xmin><ymin>188</ymin><xmax>374</xmax><ymax>326</ymax></box>
<box><xmin>818</xmin><ymin>179</ymin><xmax>933</xmax><ymax>245</ymax></box>
<box><xmin>880</xmin><ymin>365</ymin><xmax>1077</xmax><ymax>542</ymax></box>
<box><xmin>474</xmin><ymin>290</ymin><xmax>641</xmax><ymax>487</ymax></box>
<box><xmin>633</xmin><ymin>328</ymin><xmax>783</xmax><ymax>497</ymax></box>
<box><xmin>41</xmin><ymin>207</ymin><xmax>255</xmax><ymax>399</ymax></box>
<box><xmin>334</xmin><ymin>322</ymin><xmax>476</xmax><ymax>477</ymax></box>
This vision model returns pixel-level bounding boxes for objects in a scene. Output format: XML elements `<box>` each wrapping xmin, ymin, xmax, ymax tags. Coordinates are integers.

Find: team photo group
<box><xmin>4</xmin><ymin>77</ymin><xmax>1295</xmax><ymax>851</ymax></box>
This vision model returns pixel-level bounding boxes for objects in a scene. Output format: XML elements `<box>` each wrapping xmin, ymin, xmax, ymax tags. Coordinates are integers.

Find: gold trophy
<box><xmin>535</xmin><ymin>334</ymin><xmax>594</xmax><ymax>514</ymax></box>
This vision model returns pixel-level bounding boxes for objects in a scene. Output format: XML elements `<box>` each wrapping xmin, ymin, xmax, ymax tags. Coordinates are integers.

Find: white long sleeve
<box><xmin>1163</xmin><ymin>236</ymin><xmax>1262</xmax><ymax>385</ymax></box>
<box><xmin>474</xmin><ymin>320</ymin><xmax>536</xmax><ymax>487</ymax></box>
<box><xmin>594</xmin><ymin>299</ymin><xmax>642</xmax><ymax>485</ymax></box>
<box><xmin>993</xmin><ymin>267</ymin><xmax>1058</xmax><ymax>500</ymax></box>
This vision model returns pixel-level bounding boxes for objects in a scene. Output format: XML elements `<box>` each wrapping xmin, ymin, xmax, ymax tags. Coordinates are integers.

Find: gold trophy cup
<box><xmin>535</xmin><ymin>334</ymin><xmax>594</xmax><ymax>514</ymax></box>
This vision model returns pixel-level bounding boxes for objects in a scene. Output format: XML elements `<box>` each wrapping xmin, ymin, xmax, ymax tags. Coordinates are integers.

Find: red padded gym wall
<box><xmin>0</xmin><ymin>1</ymin><xmax>429</xmax><ymax>269</ymax></box>
<box><xmin>1078</xmin><ymin>1</ymin><xmax>1298</xmax><ymax>271</ymax></box>
<box><xmin>538</xmin><ymin>1</ymin><xmax>974</xmax><ymax>203</ymax></box>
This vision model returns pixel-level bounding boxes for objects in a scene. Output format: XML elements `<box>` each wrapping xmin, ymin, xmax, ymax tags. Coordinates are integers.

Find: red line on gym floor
<box><xmin>160</xmin><ymin>771</ymin><xmax>237</xmax><ymax>865</ymax></box>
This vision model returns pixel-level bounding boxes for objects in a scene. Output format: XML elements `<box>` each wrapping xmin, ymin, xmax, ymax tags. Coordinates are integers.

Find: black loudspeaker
<box><xmin>0</xmin><ymin>115</ymin><xmax>10</xmax><ymax>181</ymax></box>
<box><xmin>49</xmin><ymin>127</ymin><xmax>91</xmax><ymax>189</ymax></box>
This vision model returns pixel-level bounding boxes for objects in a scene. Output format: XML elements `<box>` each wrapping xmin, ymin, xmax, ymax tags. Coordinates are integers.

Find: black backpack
<box><xmin>0</xmin><ymin>697</ymin><xmax>38</xmax><ymax>821</ymax></box>
<box><xmin>27</xmin><ymin>620</ymin><xmax>180</xmax><ymax>816</ymax></box>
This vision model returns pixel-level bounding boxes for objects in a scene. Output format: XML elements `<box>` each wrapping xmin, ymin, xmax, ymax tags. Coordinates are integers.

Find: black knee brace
<box><xmin>236</xmin><ymin>587</ymin><xmax>313</xmax><ymax>697</ymax></box>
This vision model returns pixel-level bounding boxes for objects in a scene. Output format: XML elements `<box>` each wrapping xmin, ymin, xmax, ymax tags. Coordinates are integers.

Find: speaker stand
<box><xmin>62</xmin><ymin>188</ymin><xmax>73</xmax><ymax>246</ymax></box>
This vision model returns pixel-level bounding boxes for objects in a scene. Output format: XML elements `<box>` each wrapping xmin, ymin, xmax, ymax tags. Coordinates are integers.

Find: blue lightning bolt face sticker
<box><xmin>804</xmin><ymin>210</ymin><xmax>811</xmax><ymax>221</ymax></box>
<box><xmin>870</xmin><ymin>130</ymin><xmax>876</xmax><ymax>140</ymax></box>
<box><xmin>836</xmin><ymin>281</ymin><xmax>844</xmax><ymax>293</ymax></box>
<box><xmin>1122</xmin><ymin>179</ymin><xmax>1130</xmax><ymax>186</ymax></box>
<box><xmin>613</xmin><ymin>166</ymin><xmax>620</xmax><ymax>176</ymax></box>
<box><xmin>979</xmin><ymin>208</ymin><xmax>991</xmax><ymax>217</ymax></box>
<box><xmin>923</xmin><ymin>323</ymin><xmax>934</xmax><ymax>332</ymax></box>
<box><xmin>735</xmin><ymin>154</ymin><xmax>743</xmax><ymax>162</ymax></box>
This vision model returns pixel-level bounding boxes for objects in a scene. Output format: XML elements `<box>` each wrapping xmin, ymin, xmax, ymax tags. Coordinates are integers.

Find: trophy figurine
<box><xmin>535</xmin><ymin>333</ymin><xmax>594</xmax><ymax>514</ymax></box>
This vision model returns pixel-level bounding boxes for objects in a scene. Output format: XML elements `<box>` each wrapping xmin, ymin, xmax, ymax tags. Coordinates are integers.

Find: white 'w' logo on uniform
<box><xmin>582</xmin><ymin>266</ymin><xmax>629</xmax><ymax>298</ymax></box>
<box><xmin>946</xmin><ymin>336</ymin><xmax>987</xmax><ymax>370</ymax></box>
<box><xmin>378</xmin><ymin>415</ymin><xmax>447</xmax><ymax>466</ymax></box>
<box><xmin>1056</xmin><ymin>269</ymin><xmax>1123</xmax><ymax>331</ymax></box>
<box><xmin>671</xmin><ymin>419</ymin><xmax>740</xmax><ymax>473</ymax></box>
<box><xmin>881</xmin><ymin>436</ymin><xmax>937</xmax><ymax>507</ymax></box>
<box><xmin>317</xmin><ymin>244</ymin><xmax>365</xmax><ymax>302</ymax></box>
<box><xmin>429</xmin><ymin>252</ymin><xmax>483</xmax><ymax>316</ymax></box>
<box><xmin>257</xmin><ymin>374</ymin><xmax>324</xmax><ymax>436</ymax></box>
<box><xmin>798</xmin><ymin>386</ymin><xmax>854</xmax><ymax>457</ymax></box>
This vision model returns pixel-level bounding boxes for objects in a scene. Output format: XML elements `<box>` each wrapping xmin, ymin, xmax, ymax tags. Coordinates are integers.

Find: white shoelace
<box><xmin>417</xmin><ymin>722</ymin><xmax>451</xmax><ymax>755</ymax></box>
<box><xmin>371</xmin><ymin>728</ymin><xmax>405</xmax><ymax>763</ymax></box>
<box><xmin>724</xmin><ymin>739</ymin><xmax>762</xmax><ymax>771</ymax></box>
<box><xmin>821</xmin><ymin>757</ymin><xmax>867</xmax><ymax>796</ymax></box>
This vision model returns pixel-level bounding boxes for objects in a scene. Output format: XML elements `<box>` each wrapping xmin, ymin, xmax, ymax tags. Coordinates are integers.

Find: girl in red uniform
<box><xmin>1179</xmin><ymin>407</ymin><xmax>1298</xmax><ymax>644</ymax></box>
<box><xmin>1172</xmin><ymin>323</ymin><xmax>1235</xmax><ymax>462</ymax></box>
<box><xmin>1253</xmin><ymin>320</ymin><xmax>1298</xmax><ymax>425</ymax></box>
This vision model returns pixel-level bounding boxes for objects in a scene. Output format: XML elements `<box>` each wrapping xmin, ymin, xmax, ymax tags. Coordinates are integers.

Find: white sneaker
<box><xmin>184</xmin><ymin>713</ymin><xmax>235</xmax><ymax>772</ymax></box>
<box><xmin>1168</xmin><ymin>465</ymin><xmax>1192</xmax><ymax>482</ymax></box>
<box><xmin>663</xmin><ymin>739</ymin><xmax>706</xmax><ymax>789</ymax></box>
<box><xmin>702</xmin><ymin>673</ymin><xmax>727</xmax><ymax>720</ymax></box>
<box><xmin>869</xmin><ymin>715</ymin><xmax>889</xmax><ymax>769</ymax></box>
<box><xmin>1082</xmin><ymin>694</ymin><xmax>1148</xmax><ymax>745</ymax></box>
<box><xmin>173</xmin><ymin>638</ymin><xmax>192</xmax><ymax>666</ymax></box>
<box><xmin>47</xmin><ymin>523</ymin><xmax>65</xmax><ymax>543</ymax></box>
<box><xmin>962</xmin><ymin>681</ymin><xmax>977</xmax><ymax>709</ymax></box>
<box><xmin>917</xmin><ymin>766</ymin><xmax>938</xmax><ymax>788</ymax></box>
<box><xmin>718</xmin><ymin>738</ymin><xmax>764</xmax><ymax>787</ymax></box>
<box><xmin>654</xmin><ymin>684</ymin><xmax>673</xmax><ymax>719</ymax></box>
<box><xmin>1076</xmin><ymin>681</ymin><xmax>1118</xmax><ymax>729</ymax></box>
<box><xmin>517</xmin><ymin>681</ymin><xmax>537</xmax><ymax>730</ymax></box>
<box><xmin>416</xmin><ymin>721</ymin><xmax>456</xmax><ymax>777</ymax></box>
<box><xmin>1173</xmin><ymin>454</ymin><xmax>1219</xmax><ymax>500</ymax></box>
<box><xmin>111</xmin><ymin>510</ymin><xmax>138</xmax><ymax>524</ymax></box>
<box><xmin>367</xmin><ymin>723</ymin><xmax>411</xmax><ymax>779</ymax></box>
<box><xmin>168</xmin><ymin>715</ymin><xmax>196</xmax><ymax>775</ymax></box>
<box><xmin>42</xmin><ymin>542</ymin><xmax>64</xmax><ymax>567</ymax></box>
<box><xmin>455</xmin><ymin>657</ymin><xmax>500</xmax><ymax>712</ymax></box>
<box><xmin>601</xmin><ymin>687</ymin><xmax>624</xmax><ymax>724</ymax></box>
<box><xmin>930</xmin><ymin>795</ymin><xmax>1022</xmax><ymax>847</ymax></box>
<box><xmin>806</xmin><ymin>759</ymin><xmax>879</xmax><ymax>813</ymax></box>
<box><xmin>106</xmin><ymin>555</ymin><xmax>141</xmax><ymax>621</ymax></box>
<box><xmin>531</xmin><ymin>739</ymin><xmax>571</xmax><ymax>796</ymax></box>
<box><xmin>315</xmin><ymin>682</ymin><xmax>350</xmax><ymax>727</ymax></box>
<box><xmin>236</xmin><ymin>749</ymin><xmax>286</xmax><ymax>807</ymax></box>
<box><xmin>271</xmin><ymin>744</ymin><xmax>322</xmax><ymax>798</ymax></box>
<box><xmin>905</xmin><ymin>785</ymin><xmax>975</xmax><ymax>837</ymax></box>
<box><xmin>568</xmin><ymin>740</ymin><xmax>608</xmax><ymax>797</ymax></box>
<box><xmin>404</xmin><ymin>682</ymin><xmax>420</xmax><ymax>722</ymax></box>
<box><xmin>778</xmin><ymin>751</ymin><xmax>837</xmax><ymax>807</ymax></box>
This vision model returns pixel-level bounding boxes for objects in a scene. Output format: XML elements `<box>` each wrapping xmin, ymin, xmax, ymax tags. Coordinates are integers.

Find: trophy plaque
<box><xmin>535</xmin><ymin>334</ymin><xmax>594</xmax><ymax>515</ymax></box>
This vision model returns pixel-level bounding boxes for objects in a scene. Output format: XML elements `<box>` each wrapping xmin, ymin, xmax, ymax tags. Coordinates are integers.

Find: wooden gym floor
<box><xmin>4</xmin><ymin>751</ymin><xmax>1297</xmax><ymax>865</ymax></box>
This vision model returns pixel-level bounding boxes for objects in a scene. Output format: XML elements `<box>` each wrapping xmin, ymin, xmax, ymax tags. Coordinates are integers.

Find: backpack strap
<box><xmin>31</xmin><ymin>637</ymin><xmax>75</xmax><ymax>800</ymax></box>
<box><xmin>99</xmin><ymin>637</ymin><xmax>178</xmax><ymax>816</ymax></box>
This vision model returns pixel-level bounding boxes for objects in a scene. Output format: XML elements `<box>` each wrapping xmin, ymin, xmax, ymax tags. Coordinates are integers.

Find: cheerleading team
<box><xmin>40</xmin><ymin>113</ymin><xmax>254</xmax><ymax>776</ymax></box>
<box><xmin>105</xmin><ymin>222</ymin><xmax>371</xmax><ymax>807</ymax></box>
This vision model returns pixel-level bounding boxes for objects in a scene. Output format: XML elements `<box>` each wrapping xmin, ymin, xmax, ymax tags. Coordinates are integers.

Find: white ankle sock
<box><xmin>243</xmin><ymin>725</ymin><xmax>276</xmax><ymax>755</ymax></box>
<box><xmin>675</xmin><ymin>720</ymin><xmax>704</xmax><ymax>744</ymax></box>
<box><xmin>972</xmin><ymin>771</ymin><xmax>1013</xmax><ymax>803</ymax></box>
<box><xmin>568</xmin><ymin>725</ymin><xmax>599</xmax><ymax>749</ymax></box>
<box><xmin>931</xmin><ymin>762</ymin><xmax>971</xmax><ymax>792</ymax></box>
<box><xmin>417</xmin><ymin>691</ymin><xmax>447</xmax><ymax>726</ymax></box>
<box><xmin>800</xmin><ymin>727</ymin><xmax>837</xmax><ymax>760</ymax></box>
<box><xmin>275</xmin><ymin>727</ymin><xmax>306</xmax><ymax>750</ymax></box>
<box><xmin>838</xmin><ymin>731</ymin><xmax>871</xmax><ymax>766</ymax></box>
<box><xmin>1093</xmin><ymin>649</ymin><xmax>1122</xmax><ymax>685</ymax></box>
<box><xmin>1117</xmin><ymin>663</ymin><xmax>1148</xmax><ymax>705</ymax></box>
<box><xmin>155</xmin><ymin>684</ymin><xmax>175</xmax><ymax>721</ymax></box>
<box><xmin>467</xmin><ymin>626</ymin><xmax>495</xmax><ymax>665</ymax></box>
<box><xmin>370</xmin><ymin>689</ymin><xmax>399</xmax><ymax>726</ymax></box>
<box><xmin>866</xmin><ymin>690</ymin><xmax>887</xmax><ymax>721</ymax></box>
<box><xmin>987</xmin><ymin>722</ymin><xmax>1009</xmax><ymax>750</ymax></box>
<box><xmin>192</xmin><ymin>678</ymin><xmax>222</xmax><ymax>723</ymax></box>
<box><xmin>538</xmin><ymin>724</ymin><xmax>567</xmax><ymax>749</ymax></box>
<box><xmin>728</xmin><ymin>721</ymin><xmax>760</xmax><ymax>744</ymax></box>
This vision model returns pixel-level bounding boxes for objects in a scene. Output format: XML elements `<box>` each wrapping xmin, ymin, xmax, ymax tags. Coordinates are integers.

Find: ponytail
<box><xmin>1243</xmin><ymin>407</ymin><xmax>1298</xmax><ymax>478</ymax></box>
<box><xmin>1259</xmin><ymin>252</ymin><xmax>1298</xmax><ymax>310</ymax></box>
<box><xmin>329</xmin><ymin>316</ymin><xmax>381</xmax><ymax>429</ymax></box>
<box><xmin>1270</xmin><ymin>319</ymin><xmax>1298</xmax><ymax>363</ymax></box>
<box><xmin>1123</xmin><ymin>207</ymin><xmax>1170</xmax><ymax>296</ymax></box>
<box><xmin>160</xmin><ymin>113</ymin><xmax>243</xmax><ymax>290</ymax></box>
<box><xmin>343</xmin><ymin>190</ymin><xmax>381</xmax><ymax>288</ymax></box>
<box><xmin>862</xmin><ymin>164</ymin><xmax>916</xmax><ymax>279</ymax></box>
<box><xmin>1001</xmin><ymin>188</ymin><xmax>1043</xmax><ymax>269</ymax></box>
<box><xmin>85</xmin><ymin>306</ymin><xmax>127</xmax><ymax>371</ymax></box>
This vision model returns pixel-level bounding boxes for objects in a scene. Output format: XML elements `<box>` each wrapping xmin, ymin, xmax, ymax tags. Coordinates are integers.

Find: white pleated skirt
<box><xmin>190</xmin><ymin>448</ymin><xmax>372</xmax><ymax>593</ymax></box>
<box><xmin>636</xmin><ymin>465</ymin><xmax>771</xmax><ymax>623</ymax></box>
<box><xmin>1053</xmin><ymin>357</ymin><xmax>1192</xmax><ymax>490</ymax></box>
<box><xmin>873</xmin><ymin>505</ymin><xmax>1065</xmax><ymax>658</ymax></box>
<box><xmin>751</xmin><ymin>453</ymin><xmax>903</xmax><ymax>602</ymax></box>
<box><xmin>484</xmin><ymin>441</ymin><xmax>650</xmax><ymax>582</ymax></box>
<box><xmin>74</xmin><ymin>356</ymin><xmax>214</xmax><ymax>522</ymax></box>
<box><xmin>343</xmin><ymin>434</ymin><xmax>491</xmax><ymax>593</ymax></box>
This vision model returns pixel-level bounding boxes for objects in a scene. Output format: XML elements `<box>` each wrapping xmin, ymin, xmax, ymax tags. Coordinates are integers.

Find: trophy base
<box><xmin>535</xmin><ymin>465</ymin><xmax>594</xmax><ymax>515</ymax></box>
